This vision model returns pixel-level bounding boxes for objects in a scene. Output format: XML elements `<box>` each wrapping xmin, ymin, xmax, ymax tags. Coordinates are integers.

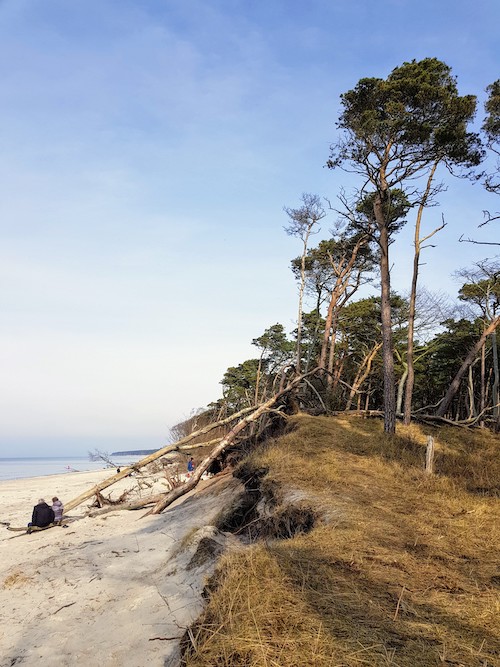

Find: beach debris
<box><xmin>88</xmin><ymin>449</ymin><xmax>117</xmax><ymax>468</ymax></box>
<box><xmin>53</xmin><ymin>601</ymin><xmax>76</xmax><ymax>615</ymax></box>
<box><xmin>6</xmin><ymin>522</ymin><xmax>69</xmax><ymax>533</ymax></box>
<box><xmin>62</xmin><ymin>405</ymin><xmax>258</xmax><ymax>514</ymax></box>
<box><xmin>142</xmin><ymin>369</ymin><xmax>318</xmax><ymax>517</ymax></box>
<box><xmin>91</xmin><ymin>488</ymin><xmax>133</xmax><ymax>508</ymax></box>
<box><xmin>62</xmin><ymin>368</ymin><xmax>320</xmax><ymax>518</ymax></box>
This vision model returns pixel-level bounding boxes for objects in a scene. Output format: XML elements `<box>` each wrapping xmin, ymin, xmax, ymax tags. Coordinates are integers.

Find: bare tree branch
<box><xmin>143</xmin><ymin>368</ymin><xmax>321</xmax><ymax>516</ymax></box>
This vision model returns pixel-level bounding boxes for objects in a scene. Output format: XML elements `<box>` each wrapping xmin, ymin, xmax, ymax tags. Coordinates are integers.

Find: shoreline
<box><xmin>0</xmin><ymin>456</ymin><xmax>145</xmax><ymax>483</ymax></box>
<box><xmin>0</xmin><ymin>468</ymin><xmax>121</xmax><ymax>527</ymax></box>
<box><xmin>0</xmin><ymin>466</ymin><xmax>243</xmax><ymax>666</ymax></box>
<box><xmin>0</xmin><ymin>466</ymin><xmax>112</xmax><ymax>483</ymax></box>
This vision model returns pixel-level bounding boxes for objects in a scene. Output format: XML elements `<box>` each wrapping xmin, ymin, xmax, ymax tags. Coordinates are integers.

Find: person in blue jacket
<box><xmin>187</xmin><ymin>457</ymin><xmax>195</xmax><ymax>474</ymax></box>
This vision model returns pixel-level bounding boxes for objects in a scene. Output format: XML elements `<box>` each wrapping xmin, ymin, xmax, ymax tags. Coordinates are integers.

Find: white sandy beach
<box><xmin>0</xmin><ymin>468</ymin><xmax>244</xmax><ymax>667</ymax></box>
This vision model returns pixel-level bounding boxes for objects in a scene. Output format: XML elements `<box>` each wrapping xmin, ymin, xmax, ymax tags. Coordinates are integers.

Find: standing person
<box><xmin>187</xmin><ymin>457</ymin><xmax>195</xmax><ymax>475</ymax></box>
<box><xmin>29</xmin><ymin>499</ymin><xmax>55</xmax><ymax>529</ymax></box>
<box><xmin>52</xmin><ymin>497</ymin><xmax>64</xmax><ymax>525</ymax></box>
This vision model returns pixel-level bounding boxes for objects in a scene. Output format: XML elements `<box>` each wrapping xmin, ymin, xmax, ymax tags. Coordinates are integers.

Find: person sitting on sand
<box><xmin>52</xmin><ymin>497</ymin><xmax>64</xmax><ymax>525</ymax></box>
<box><xmin>29</xmin><ymin>499</ymin><xmax>55</xmax><ymax>529</ymax></box>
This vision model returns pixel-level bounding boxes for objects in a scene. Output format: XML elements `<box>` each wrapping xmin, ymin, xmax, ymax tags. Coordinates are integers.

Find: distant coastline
<box><xmin>110</xmin><ymin>449</ymin><xmax>158</xmax><ymax>456</ymax></box>
<box><xmin>0</xmin><ymin>454</ymin><xmax>145</xmax><ymax>482</ymax></box>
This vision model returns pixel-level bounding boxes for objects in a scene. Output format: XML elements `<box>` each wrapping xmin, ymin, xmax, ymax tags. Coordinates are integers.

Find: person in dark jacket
<box><xmin>29</xmin><ymin>499</ymin><xmax>55</xmax><ymax>529</ymax></box>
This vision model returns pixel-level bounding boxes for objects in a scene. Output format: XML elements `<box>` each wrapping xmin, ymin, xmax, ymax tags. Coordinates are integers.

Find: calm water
<box><xmin>0</xmin><ymin>456</ymin><xmax>145</xmax><ymax>481</ymax></box>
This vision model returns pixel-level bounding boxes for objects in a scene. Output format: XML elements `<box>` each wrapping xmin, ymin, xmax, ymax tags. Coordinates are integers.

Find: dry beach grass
<box><xmin>1</xmin><ymin>415</ymin><xmax>498</xmax><ymax>666</ymax></box>
<box><xmin>184</xmin><ymin>415</ymin><xmax>500</xmax><ymax>667</ymax></box>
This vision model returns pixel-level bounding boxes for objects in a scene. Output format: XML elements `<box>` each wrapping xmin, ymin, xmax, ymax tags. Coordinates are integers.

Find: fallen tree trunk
<box><xmin>414</xmin><ymin>402</ymin><xmax>500</xmax><ymax>428</ymax></box>
<box><xmin>87</xmin><ymin>493</ymin><xmax>168</xmax><ymax>517</ymax></box>
<box><xmin>331</xmin><ymin>410</ymin><xmax>483</xmax><ymax>428</ymax></box>
<box><xmin>436</xmin><ymin>316</ymin><xmax>500</xmax><ymax>418</ymax></box>
<box><xmin>64</xmin><ymin>405</ymin><xmax>257</xmax><ymax>512</ymax></box>
<box><xmin>87</xmin><ymin>469</ymin><xmax>236</xmax><ymax>517</ymax></box>
<box><xmin>330</xmin><ymin>409</ymin><xmax>384</xmax><ymax>417</ymax></box>
<box><xmin>143</xmin><ymin>368</ymin><xmax>319</xmax><ymax>517</ymax></box>
<box><xmin>409</xmin><ymin>414</ymin><xmax>470</xmax><ymax>427</ymax></box>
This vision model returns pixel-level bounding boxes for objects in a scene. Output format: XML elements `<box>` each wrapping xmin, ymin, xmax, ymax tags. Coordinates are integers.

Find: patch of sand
<box><xmin>0</xmin><ymin>469</ymin><xmax>244</xmax><ymax>666</ymax></box>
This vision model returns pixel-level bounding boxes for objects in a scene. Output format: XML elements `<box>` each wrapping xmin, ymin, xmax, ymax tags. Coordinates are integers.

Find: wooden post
<box><xmin>425</xmin><ymin>435</ymin><xmax>435</xmax><ymax>475</ymax></box>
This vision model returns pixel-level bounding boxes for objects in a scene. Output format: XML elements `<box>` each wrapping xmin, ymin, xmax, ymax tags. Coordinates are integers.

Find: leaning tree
<box><xmin>328</xmin><ymin>57</ymin><xmax>483</xmax><ymax>433</ymax></box>
<box><xmin>455</xmin><ymin>261</ymin><xmax>500</xmax><ymax>426</ymax></box>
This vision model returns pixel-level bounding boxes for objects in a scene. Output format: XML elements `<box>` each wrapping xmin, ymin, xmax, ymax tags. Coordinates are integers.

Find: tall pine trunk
<box><xmin>492</xmin><ymin>328</ymin><xmax>499</xmax><ymax>430</ymax></box>
<box><xmin>374</xmin><ymin>192</ymin><xmax>396</xmax><ymax>434</ymax></box>
<box><xmin>480</xmin><ymin>339</ymin><xmax>486</xmax><ymax>428</ymax></box>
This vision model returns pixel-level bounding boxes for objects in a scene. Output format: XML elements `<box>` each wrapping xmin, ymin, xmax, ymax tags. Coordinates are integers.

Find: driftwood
<box><xmin>87</xmin><ymin>469</ymin><xmax>235</xmax><ymax>517</ymax></box>
<box><xmin>142</xmin><ymin>368</ymin><xmax>320</xmax><ymax>516</ymax></box>
<box><xmin>87</xmin><ymin>493</ymin><xmax>168</xmax><ymax>517</ymax></box>
<box><xmin>87</xmin><ymin>438</ymin><xmax>225</xmax><ymax>517</ymax></box>
<box><xmin>64</xmin><ymin>405</ymin><xmax>257</xmax><ymax>512</ymax></box>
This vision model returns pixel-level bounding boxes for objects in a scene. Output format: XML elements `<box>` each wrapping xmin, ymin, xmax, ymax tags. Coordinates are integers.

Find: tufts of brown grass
<box><xmin>185</xmin><ymin>546</ymin><xmax>351</xmax><ymax>666</ymax></box>
<box><xmin>3</xmin><ymin>570</ymin><xmax>32</xmax><ymax>588</ymax></box>
<box><xmin>184</xmin><ymin>415</ymin><xmax>500</xmax><ymax>667</ymax></box>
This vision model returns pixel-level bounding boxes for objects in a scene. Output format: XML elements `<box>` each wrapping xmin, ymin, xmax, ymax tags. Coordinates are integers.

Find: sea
<box><xmin>0</xmin><ymin>455</ymin><xmax>146</xmax><ymax>482</ymax></box>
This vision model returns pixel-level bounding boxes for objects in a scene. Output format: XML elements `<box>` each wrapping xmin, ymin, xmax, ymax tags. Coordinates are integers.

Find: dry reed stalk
<box><xmin>392</xmin><ymin>586</ymin><xmax>406</xmax><ymax>621</ymax></box>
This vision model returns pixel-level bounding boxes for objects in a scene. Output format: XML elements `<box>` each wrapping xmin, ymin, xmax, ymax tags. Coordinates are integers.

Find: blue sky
<box><xmin>0</xmin><ymin>0</ymin><xmax>498</xmax><ymax>455</ymax></box>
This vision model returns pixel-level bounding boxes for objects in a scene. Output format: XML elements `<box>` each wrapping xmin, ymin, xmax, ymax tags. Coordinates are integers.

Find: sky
<box><xmin>0</xmin><ymin>0</ymin><xmax>498</xmax><ymax>456</ymax></box>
